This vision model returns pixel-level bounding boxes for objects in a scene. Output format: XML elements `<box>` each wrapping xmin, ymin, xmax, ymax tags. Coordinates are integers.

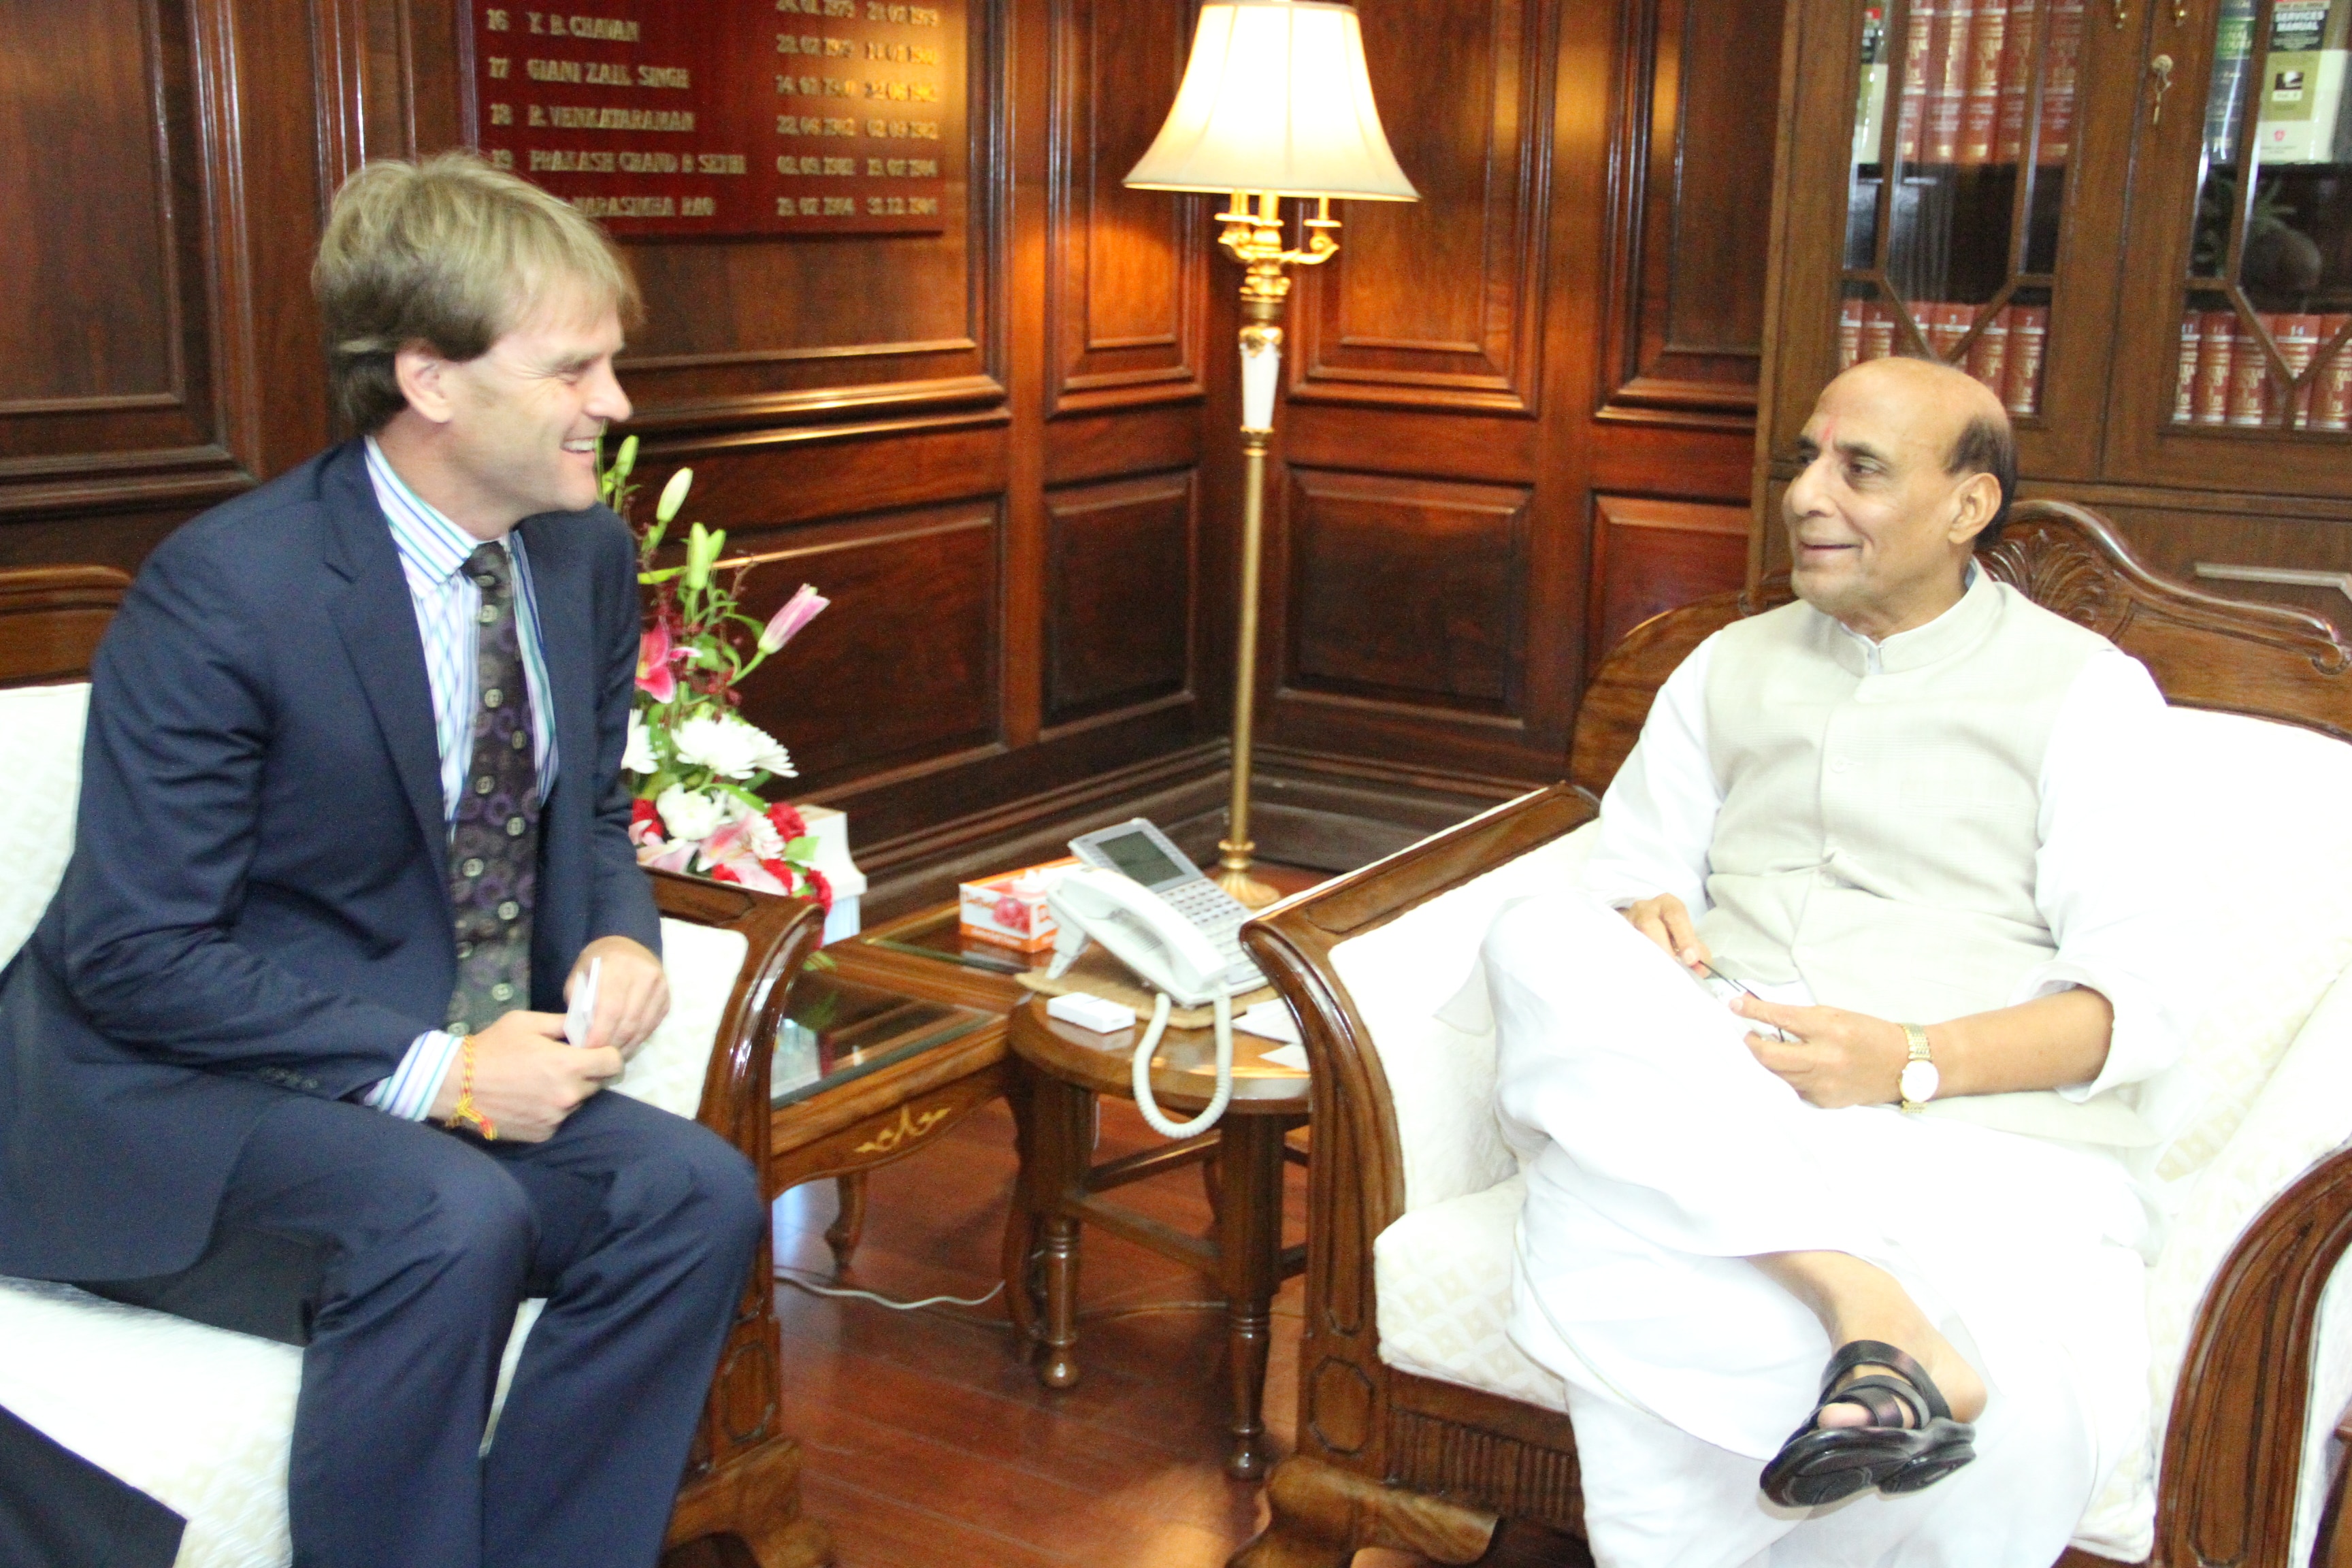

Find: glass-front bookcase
<box><xmin>2170</xmin><ymin>0</ymin><xmax>2352</xmax><ymax>432</ymax></box>
<box><xmin>1838</xmin><ymin>0</ymin><xmax>2082</xmax><ymax>420</ymax></box>
<box><xmin>1759</xmin><ymin>0</ymin><xmax>2352</xmax><ymax>583</ymax></box>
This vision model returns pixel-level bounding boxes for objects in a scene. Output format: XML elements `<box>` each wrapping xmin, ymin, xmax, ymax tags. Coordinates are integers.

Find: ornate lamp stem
<box><xmin>1212</xmin><ymin>193</ymin><xmax>1340</xmax><ymax>909</ymax></box>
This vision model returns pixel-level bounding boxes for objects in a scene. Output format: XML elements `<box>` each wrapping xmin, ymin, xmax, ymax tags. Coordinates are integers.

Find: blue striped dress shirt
<box><xmin>360</xmin><ymin>436</ymin><xmax>561</xmax><ymax>1120</ymax></box>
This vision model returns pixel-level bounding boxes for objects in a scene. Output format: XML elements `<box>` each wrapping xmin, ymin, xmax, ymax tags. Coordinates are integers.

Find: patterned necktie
<box><xmin>444</xmin><ymin>542</ymin><xmax>541</xmax><ymax>1035</ymax></box>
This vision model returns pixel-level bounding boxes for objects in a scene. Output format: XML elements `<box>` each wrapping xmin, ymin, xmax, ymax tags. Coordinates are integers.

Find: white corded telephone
<box><xmin>1044</xmin><ymin>865</ymin><xmax>1235</xmax><ymax>1139</ymax></box>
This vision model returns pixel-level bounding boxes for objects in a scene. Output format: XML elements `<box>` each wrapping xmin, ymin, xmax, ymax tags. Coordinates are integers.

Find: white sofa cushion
<box><xmin>0</xmin><ymin>681</ymin><xmax>88</xmax><ymax>972</ymax></box>
<box><xmin>0</xmin><ymin>913</ymin><xmax>745</xmax><ymax>1566</ymax></box>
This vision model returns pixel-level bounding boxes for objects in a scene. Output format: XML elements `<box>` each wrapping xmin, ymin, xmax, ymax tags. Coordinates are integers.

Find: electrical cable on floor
<box><xmin>773</xmin><ymin>1263</ymin><xmax>1003</xmax><ymax>1312</ymax></box>
<box><xmin>772</xmin><ymin>1262</ymin><xmax>1243</xmax><ymax>1327</ymax></box>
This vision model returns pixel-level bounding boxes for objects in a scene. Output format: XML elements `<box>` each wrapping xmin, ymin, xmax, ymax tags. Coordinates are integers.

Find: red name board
<box><xmin>466</xmin><ymin>1</ymin><xmax>959</xmax><ymax>238</ymax></box>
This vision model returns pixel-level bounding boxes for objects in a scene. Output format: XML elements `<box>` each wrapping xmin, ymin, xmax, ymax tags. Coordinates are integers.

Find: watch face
<box><xmin>1900</xmin><ymin>1059</ymin><xmax>1941</xmax><ymax>1105</ymax></box>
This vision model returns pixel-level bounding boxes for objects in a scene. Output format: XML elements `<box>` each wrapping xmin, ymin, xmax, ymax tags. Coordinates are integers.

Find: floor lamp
<box><xmin>1125</xmin><ymin>0</ymin><xmax>1417</xmax><ymax>907</ymax></box>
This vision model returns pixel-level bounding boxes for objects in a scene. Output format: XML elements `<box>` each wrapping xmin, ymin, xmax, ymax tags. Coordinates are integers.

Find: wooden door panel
<box><xmin>1280</xmin><ymin>468</ymin><xmax>1531</xmax><ymax>716</ymax></box>
<box><xmin>0</xmin><ymin>0</ymin><xmax>312</xmax><ymax>544</ymax></box>
<box><xmin>1286</xmin><ymin>0</ymin><xmax>1552</xmax><ymax>413</ymax></box>
<box><xmin>1042</xmin><ymin>470</ymin><xmax>1196</xmax><ymax>728</ymax></box>
<box><xmin>1587</xmin><ymin>493</ymin><xmax>1748</xmax><ymax>664</ymax></box>
<box><xmin>1043</xmin><ymin>0</ymin><xmax>1205</xmax><ymax>413</ymax></box>
<box><xmin>1599</xmin><ymin>0</ymin><xmax>1784</xmax><ymax>423</ymax></box>
<box><xmin>723</xmin><ymin>502</ymin><xmax>1003</xmax><ymax>789</ymax></box>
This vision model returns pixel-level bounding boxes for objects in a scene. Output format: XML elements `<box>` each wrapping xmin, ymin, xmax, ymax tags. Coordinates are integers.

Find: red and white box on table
<box><xmin>957</xmin><ymin>857</ymin><xmax>1081</xmax><ymax>952</ymax></box>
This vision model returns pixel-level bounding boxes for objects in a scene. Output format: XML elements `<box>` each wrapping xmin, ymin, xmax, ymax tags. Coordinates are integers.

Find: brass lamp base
<box><xmin>1215</xmin><ymin>840</ymin><xmax>1281</xmax><ymax>910</ymax></box>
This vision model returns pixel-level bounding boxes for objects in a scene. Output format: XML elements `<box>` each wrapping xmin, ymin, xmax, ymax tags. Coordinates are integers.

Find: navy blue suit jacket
<box><xmin>0</xmin><ymin>440</ymin><xmax>660</xmax><ymax>1281</ymax></box>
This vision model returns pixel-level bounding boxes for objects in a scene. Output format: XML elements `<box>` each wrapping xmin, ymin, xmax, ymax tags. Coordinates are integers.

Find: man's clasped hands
<box><xmin>425</xmin><ymin>935</ymin><xmax>670</xmax><ymax>1140</ymax></box>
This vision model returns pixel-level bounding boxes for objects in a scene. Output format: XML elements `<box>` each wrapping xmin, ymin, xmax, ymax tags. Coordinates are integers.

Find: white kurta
<box><xmin>1496</xmin><ymin>598</ymin><xmax>2183</xmax><ymax>1568</ymax></box>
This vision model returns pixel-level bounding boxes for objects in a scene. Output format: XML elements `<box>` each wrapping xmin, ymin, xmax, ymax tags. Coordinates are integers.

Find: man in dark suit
<box><xmin>0</xmin><ymin>153</ymin><xmax>764</xmax><ymax>1568</ymax></box>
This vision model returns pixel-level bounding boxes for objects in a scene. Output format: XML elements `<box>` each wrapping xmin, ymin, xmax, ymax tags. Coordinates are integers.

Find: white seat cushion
<box><xmin>1374</xmin><ymin>1174</ymin><xmax>1566</xmax><ymax>1409</ymax></box>
<box><xmin>0</xmin><ymin>682</ymin><xmax>88</xmax><ymax>972</ymax></box>
<box><xmin>0</xmin><ymin>915</ymin><xmax>743</xmax><ymax>1565</ymax></box>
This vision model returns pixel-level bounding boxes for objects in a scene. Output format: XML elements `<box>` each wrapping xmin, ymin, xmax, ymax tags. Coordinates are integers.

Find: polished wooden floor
<box><xmin>758</xmin><ymin>1092</ymin><xmax>1592</xmax><ymax>1568</ymax></box>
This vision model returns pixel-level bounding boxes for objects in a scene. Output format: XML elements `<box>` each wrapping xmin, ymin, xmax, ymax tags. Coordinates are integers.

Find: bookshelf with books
<box><xmin>1760</xmin><ymin>0</ymin><xmax>2352</xmax><ymax>617</ymax></box>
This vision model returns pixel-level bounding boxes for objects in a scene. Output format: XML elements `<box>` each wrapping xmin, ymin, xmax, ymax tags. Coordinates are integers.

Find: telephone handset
<box><xmin>1045</xmin><ymin>866</ymin><xmax>1235</xmax><ymax>1138</ymax></box>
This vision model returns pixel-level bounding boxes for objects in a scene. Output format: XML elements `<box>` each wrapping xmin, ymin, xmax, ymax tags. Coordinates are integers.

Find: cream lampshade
<box><xmin>1125</xmin><ymin>0</ymin><xmax>1415</xmax><ymax>910</ymax></box>
<box><xmin>1124</xmin><ymin>0</ymin><xmax>1418</xmax><ymax>201</ymax></box>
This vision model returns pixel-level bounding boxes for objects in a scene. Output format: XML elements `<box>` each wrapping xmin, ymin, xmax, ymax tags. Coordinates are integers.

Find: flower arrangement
<box><xmin>600</xmin><ymin>436</ymin><xmax>834</xmax><ymax>906</ymax></box>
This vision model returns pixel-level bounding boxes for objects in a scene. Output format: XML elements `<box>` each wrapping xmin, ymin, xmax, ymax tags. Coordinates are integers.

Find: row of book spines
<box><xmin>1891</xmin><ymin>0</ymin><xmax>2083</xmax><ymax>166</ymax></box>
<box><xmin>1838</xmin><ymin>298</ymin><xmax>2049</xmax><ymax>414</ymax></box>
<box><xmin>2172</xmin><ymin>310</ymin><xmax>2352</xmax><ymax>429</ymax></box>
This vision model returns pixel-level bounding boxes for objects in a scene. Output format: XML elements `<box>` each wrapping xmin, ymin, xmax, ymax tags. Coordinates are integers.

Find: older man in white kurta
<box><xmin>1491</xmin><ymin>358</ymin><xmax>2181</xmax><ymax>1567</ymax></box>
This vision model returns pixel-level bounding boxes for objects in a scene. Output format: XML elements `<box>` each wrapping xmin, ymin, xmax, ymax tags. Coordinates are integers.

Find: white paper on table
<box><xmin>1233</xmin><ymin>998</ymin><xmax>1301</xmax><ymax>1043</ymax></box>
<box><xmin>1258</xmin><ymin>1043</ymin><xmax>1310</xmax><ymax>1072</ymax></box>
<box><xmin>565</xmin><ymin>956</ymin><xmax>602</xmax><ymax>1047</ymax></box>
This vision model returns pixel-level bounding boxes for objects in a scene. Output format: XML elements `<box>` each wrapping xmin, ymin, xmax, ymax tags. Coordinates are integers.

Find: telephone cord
<box><xmin>1130</xmin><ymin>989</ymin><xmax>1234</xmax><ymax>1139</ymax></box>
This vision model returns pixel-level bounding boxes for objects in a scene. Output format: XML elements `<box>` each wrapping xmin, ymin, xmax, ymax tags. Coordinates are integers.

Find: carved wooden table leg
<box><xmin>824</xmin><ymin>1173</ymin><xmax>868</xmax><ymax>1275</ymax></box>
<box><xmin>1007</xmin><ymin>1058</ymin><xmax>1094</xmax><ymax>1388</ymax></box>
<box><xmin>1039</xmin><ymin>1211</ymin><xmax>1083</xmax><ymax>1388</ymax></box>
<box><xmin>1216</xmin><ymin>1113</ymin><xmax>1286</xmax><ymax>1480</ymax></box>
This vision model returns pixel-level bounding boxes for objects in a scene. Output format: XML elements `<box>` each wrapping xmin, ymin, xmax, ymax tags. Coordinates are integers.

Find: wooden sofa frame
<box><xmin>0</xmin><ymin>564</ymin><xmax>832</xmax><ymax>1568</ymax></box>
<box><xmin>1229</xmin><ymin>504</ymin><xmax>2352</xmax><ymax>1568</ymax></box>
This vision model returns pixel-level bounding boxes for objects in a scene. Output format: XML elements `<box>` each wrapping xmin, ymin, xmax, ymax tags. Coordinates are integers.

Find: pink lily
<box><xmin>636</xmin><ymin>623</ymin><xmax>677</xmax><ymax>701</ymax></box>
<box><xmin>694</xmin><ymin>815</ymin><xmax>791</xmax><ymax>894</ymax></box>
<box><xmin>758</xmin><ymin>585</ymin><xmax>830</xmax><ymax>654</ymax></box>
<box><xmin>638</xmin><ymin>838</ymin><xmax>698</xmax><ymax>873</ymax></box>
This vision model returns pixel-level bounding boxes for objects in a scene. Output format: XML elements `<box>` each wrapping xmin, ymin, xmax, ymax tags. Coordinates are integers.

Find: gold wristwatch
<box><xmin>1898</xmin><ymin>1023</ymin><xmax>1938</xmax><ymax>1113</ymax></box>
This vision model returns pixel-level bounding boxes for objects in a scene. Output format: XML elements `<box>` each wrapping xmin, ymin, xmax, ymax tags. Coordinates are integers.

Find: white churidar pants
<box><xmin>1486</xmin><ymin>891</ymin><xmax>2153</xmax><ymax>1568</ymax></box>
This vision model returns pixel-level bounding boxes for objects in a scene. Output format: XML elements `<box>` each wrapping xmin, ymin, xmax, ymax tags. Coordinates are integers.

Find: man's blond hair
<box><xmin>313</xmin><ymin>152</ymin><xmax>642</xmax><ymax>432</ymax></box>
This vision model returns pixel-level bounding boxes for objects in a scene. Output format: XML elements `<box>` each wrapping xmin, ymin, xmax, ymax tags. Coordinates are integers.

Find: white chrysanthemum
<box><xmin>623</xmin><ymin>710</ymin><xmax>657</xmax><ymax>775</ymax></box>
<box><xmin>674</xmin><ymin>711</ymin><xmax>796</xmax><ymax>780</ymax></box>
<box><xmin>655</xmin><ymin>784</ymin><xmax>727</xmax><ymax>843</ymax></box>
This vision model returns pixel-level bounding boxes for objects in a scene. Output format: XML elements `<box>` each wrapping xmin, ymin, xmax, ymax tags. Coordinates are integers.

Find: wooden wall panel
<box><xmin>1045</xmin><ymin>0</ymin><xmax>1205</xmax><ymax>413</ymax></box>
<box><xmin>1285</xmin><ymin>0</ymin><xmax>1551</xmax><ymax>414</ymax></box>
<box><xmin>1244</xmin><ymin>0</ymin><xmax>1780</xmax><ymax>788</ymax></box>
<box><xmin>0</xmin><ymin>0</ymin><xmax>176</xmax><ymax>406</ymax></box>
<box><xmin>1586</xmin><ymin>493</ymin><xmax>1748</xmax><ymax>664</ymax></box>
<box><xmin>0</xmin><ymin>0</ymin><xmax>329</xmax><ymax>568</ymax></box>
<box><xmin>1</xmin><ymin>0</ymin><xmax>1792</xmax><ymax>873</ymax></box>
<box><xmin>1043</xmin><ymin>470</ymin><xmax>1195</xmax><ymax>728</ymax></box>
<box><xmin>725</xmin><ymin>502</ymin><xmax>1002</xmax><ymax>791</ymax></box>
<box><xmin>1597</xmin><ymin>0</ymin><xmax>1784</xmax><ymax>423</ymax></box>
<box><xmin>1281</xmin><ymin>469</ymin><xmax>1530</xmax><ymax>717</ymax></box>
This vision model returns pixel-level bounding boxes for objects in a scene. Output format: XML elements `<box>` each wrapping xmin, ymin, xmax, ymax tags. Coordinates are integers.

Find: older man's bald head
<box><xmin>1829</xmin><ymin>357</ymin><xmax>2016</xmax><ymax>544</ymax></box>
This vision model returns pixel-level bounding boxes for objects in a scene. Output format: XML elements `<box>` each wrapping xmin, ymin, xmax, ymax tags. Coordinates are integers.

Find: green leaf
<box><xmin>783</xmin><ymin>836</ymin><xmax>819</xmax><ymax>860</ymax></box>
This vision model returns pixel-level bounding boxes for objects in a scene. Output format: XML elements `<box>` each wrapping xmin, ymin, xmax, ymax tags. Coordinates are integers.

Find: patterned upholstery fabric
<box><xmin>1341</xmin><ymin>707</ymin><xmax>2352</xmax><ymax>1559</ymax></box>
<box><xmin>0</xmin><ymin>681</ymin><xmax>749</xmax><ymax>1568</ymax></box>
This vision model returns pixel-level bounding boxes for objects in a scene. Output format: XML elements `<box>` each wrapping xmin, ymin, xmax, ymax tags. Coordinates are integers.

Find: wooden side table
<box><xmin>771</xmin><ymin>904</ymin><xmax>1034</xmax><ymax>1267</ymax></box>
<box><xmin>1005</xmin><ymin>996</ymin><xmax>1309</xmax><ymax>1480</ymax></box>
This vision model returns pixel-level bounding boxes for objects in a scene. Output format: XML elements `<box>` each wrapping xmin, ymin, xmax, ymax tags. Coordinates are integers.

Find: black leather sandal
<box><xmin>1757</xmin><ymin>1339</ymin><xmax>1977</xmax><ymax>1507</ymax></box>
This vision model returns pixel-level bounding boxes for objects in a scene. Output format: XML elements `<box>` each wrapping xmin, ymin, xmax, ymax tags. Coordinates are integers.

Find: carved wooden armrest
<box><xmin>645</xmin><ymin>867</ymin><xmax>828</xmax><ymax>1557</ymax></box>
<box><xmin>1239</xmin><ymin>785</ymin><xmax>1596</xmax><ymax>1467</ymax></box>
<box><xmin>2157</xmin><ymin>1139</ymin><xmax>2352</xmax><ymax>1568</ymax></box>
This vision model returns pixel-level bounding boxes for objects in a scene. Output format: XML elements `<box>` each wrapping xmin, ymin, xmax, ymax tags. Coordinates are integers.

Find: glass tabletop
<box><xmin>849</xmin><ymin>904</ymin><xmax>1040</xmax><ymax>977</ymax></box>
<box><xmin>771</xmin><ymin>969</ymin><xmax>994</xmax><ymax>1107</ymax></box>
